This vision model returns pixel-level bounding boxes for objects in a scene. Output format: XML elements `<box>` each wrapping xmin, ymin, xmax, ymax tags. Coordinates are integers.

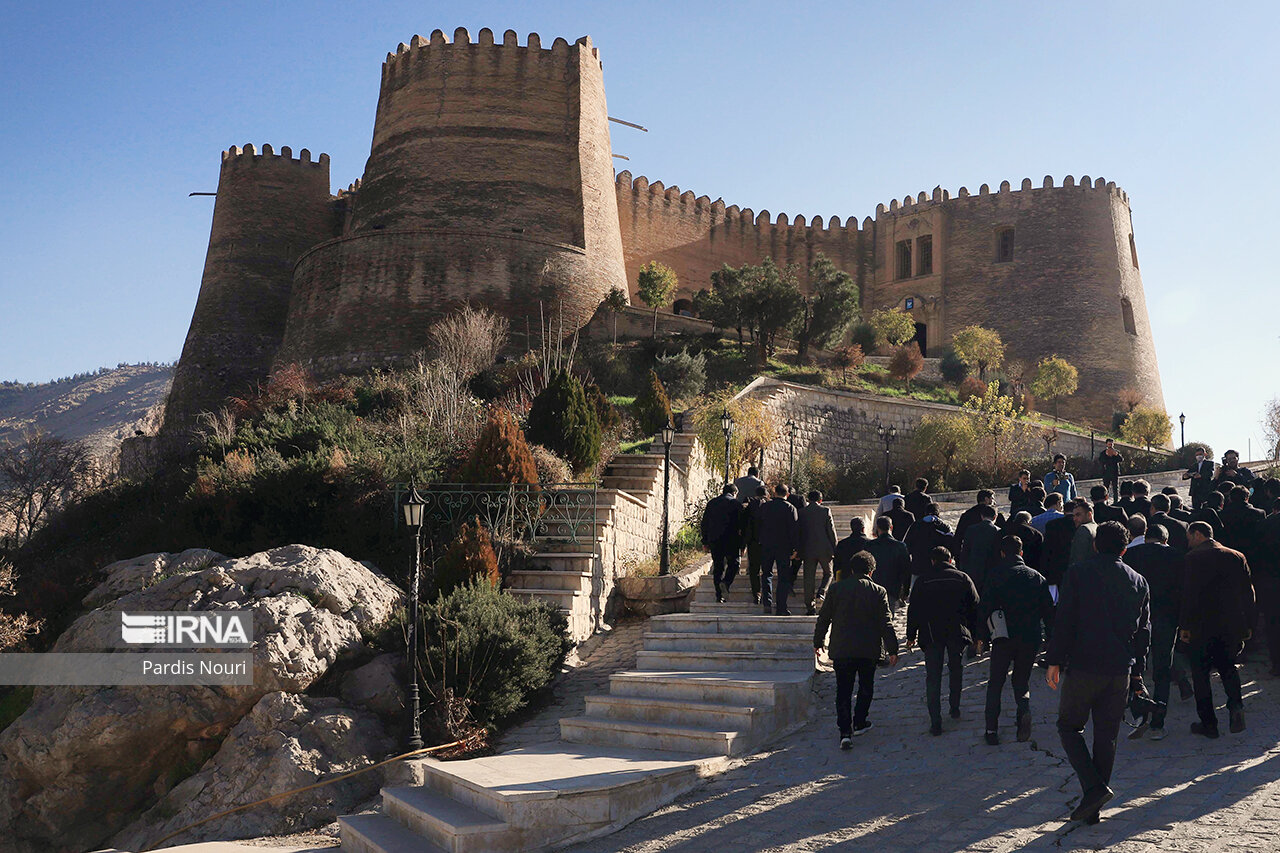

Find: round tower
<box><xmin>162</xmin><ymin>145</ymin><xmax>336</xmax><ymax>432</ymax></box>
<box><xmin>274</xmin><ymin>28</ymin><xmax>626</xmax><ymax>375</ymax></box>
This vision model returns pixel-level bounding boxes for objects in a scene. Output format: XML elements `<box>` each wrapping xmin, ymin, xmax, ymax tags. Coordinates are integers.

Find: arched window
<box><xmin>1121</xmin><ymin>297</ymin><xmax>1137</xmax><ymax>336</ymax></box>
<box><xmin>1129</xmin><ymin>233</ymin><xmax>1139</xmax><ymax>269</ymax></box>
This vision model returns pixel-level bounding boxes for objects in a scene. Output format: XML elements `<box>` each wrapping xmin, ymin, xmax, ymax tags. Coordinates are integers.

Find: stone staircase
<box><xmin>340</xmin><ymin>573</ymin><xmax>818</xmax><ymax>852</ymax></box>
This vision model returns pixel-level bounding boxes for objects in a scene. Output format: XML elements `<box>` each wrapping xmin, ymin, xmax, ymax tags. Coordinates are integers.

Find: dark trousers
<box><xmin>1255</xmin><ymin>576</ymin><xmax>1280</xmax><ymax>672</ymax></box>
<box><xmin>1189</xmin><ymin>637</ymin><xmax>1243</xmax><ymax>730</ymax></box>
<box><xmin>1057</xmin><ymin>670</ymin><xmax>1129</xmax><ymax>796</ymax></box>
<box><xmin>985</xmin><ymin>638</ymin><xmax>1036</xmax><ymax>731</ymax></box>
<box><xmin>710</xmin><ymin>542</ymin><xmax>740</xmax><ymax>593</ymax></box>
<box><xmin>924</xmin><ymin>643</ymin><xmax>964</xmax><ymax>726</ymax></box>
<box><xmin>1103</xmin><ymin>474</ymin><xmax>1119</xmax><ymax>502</ymax></box>
<box><xmin>834</xmin><ymin>657</ymin><xmax>877</xmax><ymax>735</ymax></box>
<box><xmin>746</xmin><ymin>544</ymin><xmax>762</xmax><ymax>597</ymax></box>
<box><xmin>761</xmin><ymin>550</ymin><xmax>790</xmax><ymax>608</ymax></box>
<box><xmin>1149</xmin><ymin>613</ymin><xmax>1187</xmax><ymax>727</ymax></box>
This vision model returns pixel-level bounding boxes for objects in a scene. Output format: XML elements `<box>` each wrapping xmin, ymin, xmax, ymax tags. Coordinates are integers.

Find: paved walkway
<box><xmin>566</xmin><ymin>604</ymin><xmax>1280</xmax><ymax>853</ymax></box>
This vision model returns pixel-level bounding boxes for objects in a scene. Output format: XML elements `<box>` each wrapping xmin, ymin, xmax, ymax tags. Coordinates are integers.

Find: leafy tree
<box><xmin>832</xmin><ymin>343</ymin><xmax>864</xmax><ymax>383</ymax></box>
<box><xmin>869</xmin><ymin>308</ymin><xmax>917</xmax><ymax>352</ymax></box>
<box><xmin>601</xmin><ymin>286</ymin><xmax>629</xmax><ymax>346</ymax></box>
<box><xmin>794</xmin><ymin>253</ymin><xmax>859</xmax><ymax>362</ymax></box>
<box><xmin>526</xmin><ymin>370</ymin><xmax>601</xmax><ymax>476</ymax></box>
<box><xmin>695</xmin><ymin>264</ymin><xmax>751</xmax><ymax>349</ymax></box>
<box><xmin>637</xmin><ymin>261</ymin><xmax>679</xmax><ymax>337</ymax></box>
<box><xmin>889</xmin><ymin>342</ymin><xmax>924</xmax><ymax>389</ymax></box>
<box><xmin>912</xmin><ymin>414</ymin><xmax>977</xmax><ymax>490</ymax></box>
<box><xmin>963</xmin><ymin>381</ymin><xmax>1024</xmax><ymax>475</ymax></box>
<box><xmin>654</xmin><ymin>348</ymin><xmax>707</xmax><ymax>401</ymax></box>
<box><xmin>849</xmin><ymin>322</ymin><xmax>879</xmax><ymax>355</ymax></box>
<box><xmin>939</xmin><ymin>347</ymin><xmax>969</xmax><ymax>385</ymax></box>
<box><xmin>950</xmin><ymin>325</ymin><xmax>1006</xmax><ymax>382</ymax></box>
<box><xmin>458</xmin><ymin>408</ymin><xmax>539</xmax><ymax>485</ymax></box>
<box><xmin>434</xmin><ymin>520</ymin><xmax>500</xmax><ymax>597</ymax></box>
<box><xmin>0</xmin><ymin>430</ymin><xmax>92</xmax><ymax>546</ymax></box>
<box><xmin>1030</xmin><ymin>355</ymin><xmax>1079</xmax><ymax>421</ymax></box>
<box><xmin>741</xmin><ymin>258</ymin><xmax>803</xmax><ymax>363</ymax></box>
<box><xmin>693</xmin><ymin>395</ymin><xmax>778</xmax><ymax>483</ymax></box>
<box><xmin>633</xmin><ymin>370</ymin><xmax>673</xmax><ymax>436</ymax></box>
<box><xmin>1121</xmin><ymin>406</ymin><xmax>1172</xmax><ymax>451</ymax></box>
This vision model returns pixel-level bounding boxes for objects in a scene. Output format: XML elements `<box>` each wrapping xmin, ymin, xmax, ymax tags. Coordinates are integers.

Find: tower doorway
<box><xmin>913</xmin><ymin>323</ymin><xmax>928</xmax><ymax>357</ymax></box>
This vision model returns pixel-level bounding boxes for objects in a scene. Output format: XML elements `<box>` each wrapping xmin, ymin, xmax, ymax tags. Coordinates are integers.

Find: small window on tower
<box><xmin>995</xmin><ymin>227</ymin><xmax>1015</xmax><ymax>263</ymax></box>
<box><xmin>1129</xmin><ymin>233</ymin><xmax>1139</xmax><ymax>269</ymax></box>
<box><xmin>896</xmin><ymin>240</ymin><xmax>912</xmax><ymax>280</ymax></box>
<box><xmin>917</xmin><ymin>235</ymin><xmax>933</xmax><ymax>276</ymax></box>
<box><xmin>1121</xmin><ymin>297</ymin><xmax>1137</xmax><ymax>335</ymax></box>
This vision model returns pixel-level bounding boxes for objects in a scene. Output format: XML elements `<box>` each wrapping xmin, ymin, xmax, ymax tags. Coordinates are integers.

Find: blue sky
<box><xmin>1</xmin><ymin>1</ymin><xmax>1276</xmax><ymax>456</ymax></box>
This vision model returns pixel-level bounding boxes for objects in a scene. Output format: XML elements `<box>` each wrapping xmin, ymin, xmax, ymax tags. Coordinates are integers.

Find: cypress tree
<box><xmin>458</xmin><ymin>407</ymin><xmax>539</xmax><ymax>485</ymax></box>
<box><xmin>526</xmin><ymin>370</ymin><xmax>601</xmax><ymax>477</ymax></box>
<box><xmin>634</xmin><ymin>370</ymin><xmax>673</xmax><ymax>436</ymax></box>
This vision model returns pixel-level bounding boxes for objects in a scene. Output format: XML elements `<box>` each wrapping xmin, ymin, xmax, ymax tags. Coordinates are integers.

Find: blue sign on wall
<box><xmin>905</xmin><ymin>297</ymin><xmax>915</xmax><ymax>310</ymax></box>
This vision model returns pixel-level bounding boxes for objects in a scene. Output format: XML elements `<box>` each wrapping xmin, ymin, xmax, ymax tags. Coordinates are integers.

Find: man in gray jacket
<box><xmin>814</xmin><ymin>551</ymin><xmax>899</xmax><ymax>748</ymax></box>
<box><xmin>799</xmin><ymin>490</ymin><xmax>838</xmax><ymax>615</ymax></box>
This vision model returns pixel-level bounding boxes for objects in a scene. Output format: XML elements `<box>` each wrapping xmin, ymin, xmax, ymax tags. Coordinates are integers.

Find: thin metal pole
<box><xmin>723</xmin><ymin>430</ymin><xmax>731</xmax><ymax>487</ymax></box>
<box><xmin>407</xmin><ymin>526</ymin><xmax>423</xmax><ymax>751</ymax></box>
<box><xmin>660</xmin><ymin>440</ymin><xmax>672</xmax><ymax>575</ymax></box>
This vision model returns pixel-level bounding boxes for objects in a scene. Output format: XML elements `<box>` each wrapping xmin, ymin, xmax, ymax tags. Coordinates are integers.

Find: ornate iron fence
<box><xmin>391</xmin><ymin>482</ymin><xmax>601</xmax><ymax>547</ymax></box>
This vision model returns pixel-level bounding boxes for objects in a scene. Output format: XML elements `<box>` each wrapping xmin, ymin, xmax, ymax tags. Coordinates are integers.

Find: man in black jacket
<box><xmin>1099</xmin><ymin>438</ymin><xmax>1124</xmax><ymax>502</ymax></box>
<box><xmin>1257</xmin><ymin>505</ymin><xmax>1280</xmax><ymax>676</ymax></box>
<box><xmin>1090</xmin><ymin>485</ymin><xmax>1127</xmax><ymax>525</ymax></box>
<box><xmin>1122</xmin><ymin>523</ymin><xmax>1188</xmax><ymax>738</ymax></box>
<box><xmin>1004</xmin><ymin>511</ymin><xmax>1044</xmax><ymax>573</ymax></box>
<box><xmin>833</xmin><ymin>517</ymin><xmax>873</xmax><ymax>576</ymax></box>
<box><xmin>903</xmin><ymin>478</ymin><xmax>933</xmax><ymax>521</ymax></box>
<box><xmin>740</xmin><ymin>486</ymin><xmax>769</xmax><ymax>604</ymax></box>
<box><xmin>1040</xmin><ymin>507</ymin><xmax>1077</xmax><ymax>598</ymax></box>
<box><xmin>904</xmin><ymin>503</ymin><xmax>953</xmax><ymax>592</ymax></box>
<box><xmin>1046</xmin><ymin>520</ymin><xmax>1151</xmax><ymax>824</ymax></box>
<box><xmin>959</xmin><ymin>503</ymin><xmax>1002</xmax><ymax>595</ymax></box>
<box><xmin>1009</xmin><ymin>470</ymin><xmax>1035</xmax><ymax>515</ymax></box>
<box><xmin>982</xmin><ymin>536</ymin><xmax>1055</xmax><ymax>745</ymax></box>
<box><xmin>886</xmin><ymin>497</ymin><xmax>915</xmax><ymax>541</ymax></box>
<box><xmin>1147</xmin><ymin>494</ymin><xmax>1189</xmax><ymax>554</ymax></box>
<box><xmin>700</xmin><ymin>483</ymin><xmax>742</xmax><ymax>603</ymax></box>
<box><xmin>1182</xmin><ymin>446</ymin><xmax>1215</xmax><ymax>509</ymax></box>
<box><xmin>1167</xmin><ymin>493</ymin><xmax>1193</xmax><ymax>523</ymax></box>
<box><xmin>906</xmin><ymin>546</ymin><xmax>980</xmax><ymax>736</ymax></box>
<box><xmin>956</xmin><ymin>489</ymin><xmax>1007</xmax><ymax>544</ymax></box>
<box><xmin>1116</xmin><ymin>480</ymin><xmax>1136</xmax><ymax>517</ymax></box>
<box><xmin>814</xmin><ymin>551</ymin><xmax>899</xmax><ymax>747</ymax></box>
<box><xmin>1219</xmin><ymin>485</ymin><xmax>1266</xmax><ymax>561</ymax></box>
<box><xmin>755</xmin><ymin>484</ymin><xmax>800</xmax><ymax>615</ymax></box>
<box><xmin>865</xmin><ymin>515</ymin><xmax>912</xmax><ymax>608</ymax></box>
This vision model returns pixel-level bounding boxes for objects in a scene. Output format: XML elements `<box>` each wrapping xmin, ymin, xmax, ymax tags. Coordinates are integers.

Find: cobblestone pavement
<box><xmin>568</xmin><ymin>603</ymin><xmax>1280</xmax><ymax>853</ymax></box>
<box><xmin>497</xmin><ymin>615</ymin><xmax>650</xmax><ymax>751</ymax></box>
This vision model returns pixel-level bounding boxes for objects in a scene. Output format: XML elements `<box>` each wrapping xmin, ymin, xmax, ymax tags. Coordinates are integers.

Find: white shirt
<box><xmin>878</xmin><ymin>493</ymin><xmax>901</xmax><ymax>515</ymax></box>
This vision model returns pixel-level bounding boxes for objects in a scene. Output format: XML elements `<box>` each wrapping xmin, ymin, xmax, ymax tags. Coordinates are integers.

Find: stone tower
<box><xmin>273</xmin><ymin>28</ymin><xmax>626</xmax><ymax>376</ymax></box>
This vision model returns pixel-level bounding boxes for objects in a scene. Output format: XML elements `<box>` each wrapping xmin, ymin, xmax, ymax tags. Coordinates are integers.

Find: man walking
<box><xmin>959</xmin><ymin>503</ymin><xmax>1002</xmax><ymax>597</ymax></box>
<box><xmin>904</xmin><ymin>503</ymin><xmax>954</xmax><ymax>592</ymax></box>
<box><xmin>700</xmin><ymin>483</ymin><xmax>742</xmax><ymax>603</ymax></box>
<box><xmin>733</xmin><ymin>466</ymin><xmax>766</xmax><ymax>506</ymax></box>
<box><xmin>1181</xmin><ymin>521</ymin><xmax>1254</xmax><ymax>737</ymax></box>
<box><xmin>865</xmin><ymin>515</ymin><xmax>912</xmax><ymax>609</ymax></box>
<box><xmin>1183</xmin><ymin>447</ymin><xmax>1215</xmax><ymax>509</ymax></box>
<box><xmin>982</xmin><ymin>535</ymin><xmax>1055</xmax><ymax>745</ymax></box>
<box><xmin>799</xmin><ymin>490</ymin><xmax>838</xmax><ymax>615</ymax></box>
<box><xmin>755</xmin><ymin>484</ymin><xmax>800</xmax><ymax>615</ymax></box>
<box><xmin>1046</xmin><ymin>521</ymin><xmax>1151</xmax><ymax>824</ymax></box>
<box><xmin>1098</xmin><ymin>438</ymin><xmax>1124</xmax><ymax>502</ymax></box>
<box><xmin>741</xmin><ymin>486</ymin><xmax>769</xmax><ymax>604</ymax></box>
<box><xmin>956</xmin><ymin>489</ymin><xmax>1007</xmax><ymax>543</ymax></box>
<box><xmin>1258</xmin><ymin>503</ymin><xmax>1280</xmax><ymax>676</ymax></box>
<box><xmin>878</xmin><ymin>484</ymin><xmax>903</xmax><ymax>516</ymax></box>
<box><xmin>814</xmin><ymin>551</ymin><xmax>899</xmax><ymax>748</ymax></box>
<box><xmin>1031</xmin><ymin>492</ymin><xmax>1063</xmax><ymax>534</ymax></box>
<box><xmin>1004</xmin><ymin>510</ymin><xmax>1044</xmax><ymax>572</ymax></box>
<box><xmin>904</xmin><ymin>478</ymin><xmax>933</xmax><ymax>521</ymax></box>
<box><xmin>1043</xmin><ymin>454</ymin><xmax>1077</xmax><ymax>504</ymax></box>
<box><xmin>1123</xmin><ymin>522</ymin><xmax>1189</xmax><ymax>738</ymax></box>
<box><xmin>1147</xmin><ymin>493</ymin><xmax>1189</xmax><ymax>554</ymax></box>
<box><xmin>906</xmin><ymin>546</ymin><xmax>981</xmax><ymax>735</ymax></box>
<box><xmin>886</xmin><ymin>496</ymin><xmax>915</xmax><ymax>541</ymax></box>
<box><xmin>1090</xmin><ymin>484</ymin><xmax>1127</xmax><ymax>525</ymax></box>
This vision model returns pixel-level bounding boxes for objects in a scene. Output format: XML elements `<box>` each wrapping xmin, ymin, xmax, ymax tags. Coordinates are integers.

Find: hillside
<box><xmin>0</xmin><ymin>364</ymin><xmax>172</xmax><ymax>462</ymax></box>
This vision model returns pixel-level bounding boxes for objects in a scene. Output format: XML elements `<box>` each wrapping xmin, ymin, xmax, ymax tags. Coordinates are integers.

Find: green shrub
<box><xmin>633</xmin><ymin>370</ymin><xmax>673</xmax><ymax>436</ymax></box>
<box><xmin>583</xmin><ymin>381</ymin><xmax>622</xmax><ymax>434</ymax></box>
<box><xmin>419</xmin><ymin>581</ymin><xmax>570</xmax><ymax>735</ymax></box>
<box><xmin>525</xmin><ymin>370</ymin><xmax>601</xmax><ymax>477</ymax></box>
<box><xmin>939</xmin><ymin>347</ymin><xmax>969</xmax><ymax>385</ymax></box>
<box><xmin>849</xmin><ymin>322</ymin><xmax>879</xmax><ymax>354</ymax></box>
<box><xmin>653</xmin><ymin>348</ymin><xmax>707</xmax><ymax>401</ymax></box>
<box><xmin>1174</xmin><ymin>441</ymin><xmax>1214</xmax><ymax>469</ymax></box>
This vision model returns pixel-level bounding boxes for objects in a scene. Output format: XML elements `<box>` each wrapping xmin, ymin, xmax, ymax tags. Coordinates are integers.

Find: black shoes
<box><xmin>806</xmin><ymin>605</ymin><xmax>817</xmax><ymax>616</ymax></box>
<box><xmin>1177</xmin><ymin>678</ymin><xmax>1194</xmax><ymax>700</ymax></box>
<box><xmin>929</xmin><ymin>722</ymin><xmax>943</xmax><ymax>736</ymax></box>
<box><xmin>1016</xmin><ymin>715</ymin><xmax>1032</xmax><ymax>743</ymax></box>
<box><xmin>1071</xmin><ymin>785</ymin><xmax>1114</xmax><ymax>821</ymax></box>
<box><xmin>714</xmin><ymin>582</ymin><xmax>725</xmax><ymax>603</ymax></box>
<box><xmin>1230</xmin><ymin>708</ymin><xmax>1246</xmax><ymax>733</ymax></box>
<box><xmin>950</xmin><ymin>707</ymin><xmax>962</xmax><ymax>720</ymax></box>
<box><xmin>985</xmin><ymin>731</ymin><xmax>1000</xmax><ymax>746</ymax></box>
<box><xmin>853</xmin><ymin>721</ymin><xmax>873</xmax><ymax>737</ymax></box>
<box><xmin>1190</xmin><ymin>722</ymin><xmax>1220</xmax><ymax>739</ymax></box>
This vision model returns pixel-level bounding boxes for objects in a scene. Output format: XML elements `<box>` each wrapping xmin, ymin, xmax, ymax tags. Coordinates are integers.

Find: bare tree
<box><xmin>1264</xmin><ymin>397</ymin><xmax>1280</xmax><ymax>461</ymax></box>
<box><xmin>1118</xmin><ymin>387</ymin><xmax>1146</xmax><ymax>414</ymax></box>
<box><xmin>195</xmin><ymin>406</ymin><xmax>238</xmax><ymax>455</ymax></box>
<box><xmin>430</xmin><ymin>305</ymin><xmax>510</xmax><ymax>387</ymax></box>
<box><xmin>0</xmin><ymin>558</ymin><xmax>41</xmax><ymax>651</ymax></box>
<box><xmin>0</xmin><ymin>430</ymin><xmax>92</xmax><ymax>546</ymax></box>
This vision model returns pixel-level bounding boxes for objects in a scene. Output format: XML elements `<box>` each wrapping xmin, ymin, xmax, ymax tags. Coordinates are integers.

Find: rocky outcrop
<box><xmin>0</xmin><ymin>545</ymin><xmax>403</xmax><ymax>853</ymax></box>
<box><xmin>111</xmin><ymin>691</ymin><xmax>395</xmax><ymax>850</ymax></box>
<box><xmin>82</xmin><ymin>548</ymin><xmax>226</xmax><ymax>608</ymax></box>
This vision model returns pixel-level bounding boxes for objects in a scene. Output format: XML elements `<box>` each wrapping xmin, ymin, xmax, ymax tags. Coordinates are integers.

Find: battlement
<box><xmin>615</xmin><ymin>170</ymin><xmax>869</xmax><ymax>234</ymax></box>
<box><xmin>874</xmin><ymin>174</ymin><xmax>1128</xmax><ymax>217</ymax></box>
<box><xmin>381</xmin><ymin>28</ymin><xmax>599</xmax><ymax>81</ymax></box>
<box><xmin>220</xmin><ymin>143</ymin><xmax>329</xmax><ymax>170</ymax></box>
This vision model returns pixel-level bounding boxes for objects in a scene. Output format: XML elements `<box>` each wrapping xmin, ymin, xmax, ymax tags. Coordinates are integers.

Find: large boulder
<box><xmin>111</xmin><ymin>692</ymin><xmax>395</xmax><ymax>849</ymax></box>
<box><xmin>82</xmin><ymin>548</ymin><xmax>226</xmax><ymax>608</ymax></box>
<box><xmin>0</xmin><ymin>545</ymin><xmax>403</xmax><ymax>853</ymax></box>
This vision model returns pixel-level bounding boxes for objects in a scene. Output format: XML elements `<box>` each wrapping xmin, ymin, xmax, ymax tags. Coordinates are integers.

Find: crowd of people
<box><xmin>700</xmin><ymin>448</ymin><xmax>1280</xmax><ymax>824</ymax></box>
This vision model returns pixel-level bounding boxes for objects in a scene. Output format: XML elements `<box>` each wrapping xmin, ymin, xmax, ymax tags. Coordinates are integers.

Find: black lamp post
<box><xmin>721</xmin><ymin>409</ymin><xmax>734</xmax><ymax>487</ymax></box>
<box><xmin>401</xmin><ymin>484</ymin><xmax>426</xmax><ymax>752</ymax></box>
<box><xmin>876</xmin><ymin>422</ymin><xmax>897</xmax><ymax>495</ymax></box>
<box><xmin>660</xmin><ymin>421</ymin><xmax>674</xmax><ymax>575</ymax></box>
<box><xmin>1179</xmin><ymin>412</ymin><xmax>1186</xmax><ymax>449</ymax></box>
<box><xmin>1089</xmin><ymin>429</ymin><xmax>1095</xmax><ymax>460</ymax></box>
<box><xmin>786</xmin><ymin>418</ymin><xmax>797</xmax><ymax>485</ymax></box>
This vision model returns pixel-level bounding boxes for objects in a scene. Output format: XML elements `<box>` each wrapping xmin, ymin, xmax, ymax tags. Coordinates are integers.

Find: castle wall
<box><xmin>614</xmin><ymin>172</ymin><xmax>869</xmax><ymax>301</ymax></box>
<box><xmin>274</xmin><ymin>29</ymin><xmax>625</xmax><ymax>376</ymax></box>
<box><xmin>162</xmin><ymin>146</ymin><xmax>337</xmax><ymax>431</ymax></box>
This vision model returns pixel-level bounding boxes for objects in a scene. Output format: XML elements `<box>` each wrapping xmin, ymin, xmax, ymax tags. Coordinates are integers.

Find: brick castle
<box><xmin>163</xmin><ymin>28</ymin><xmax>1165</xmax><ymax>432</ymax></box>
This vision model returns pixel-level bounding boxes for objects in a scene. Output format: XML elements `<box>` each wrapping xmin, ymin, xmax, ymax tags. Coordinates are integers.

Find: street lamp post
<box><xmin>1089</xmin><ymin>429</ymin><xmax>1095</xmax><ymax>460</ymax></box>
<box><xmin>1179</xmin><ymin>412</ymin><xmax>1186</xmax><ymax>450</ymax></box>
<box><xmin>721</xmin><ymin>409</ymin><xmax>734</xmax><ymax>487</ymax></box>
<box><xmin>786</xmin><ymin>418</ymin><xmax>797</xmax><ymax>485</ymax></box>
<box><xmin>660</xmin><ymin>421</ymin><xmax>674</xmax><ymax>575</ymax></box>
<box><xmin>876</xmin><ymin>423</ymin><xmax>897</xmax><ymax>495</ymax></box>
<box><xmin>401</xmin><ymin>484</ymin><xmax>426</xmax><ymax>752</ymax></box>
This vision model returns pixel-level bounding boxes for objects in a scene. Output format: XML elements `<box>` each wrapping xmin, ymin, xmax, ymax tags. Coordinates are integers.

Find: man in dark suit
<box><xmin>740</xmin><ymin>486</ymin><xmax>769</xmax><ymax>604</ymax></box>
<box><xmin>1009</xmin><ymin>469</ymin><xmax>1036</xmax><ymax>515</ymax></box>
<box><xmin>755</xmin><ymin>484</ymin><xmax>800</xmax><ymax>615</ymax></box>
<box><xmin>1257</xmin><ymin>504</ymin><xmax>1280</xmax><ymax>676</ymax></box>
<box><xmin>1116</xmin><ymin>480</ymin><xmax>1136</xmax><ymax>517</ymax></box>
<box><xmin>865</xmin><ymin>515</ymin><xmax>913</xmax><ymax>607</ymax></box>
<box><xmin>834</xmin><ymin>517</ymin><xmax>873</xmax><ymax>576</ymax></box>
<box><xmin>700</xmin><ymin>483</ymin><xmax>743</xmax><ymax>603</ymax></box>
<box><xmin>906</xmin><ymin>546</ymin><xmax>981</xmax><ymax>735</ymax></box>
<box><xmin>1090</xmin><ymin>485</ymin><xmax>1127</xmax><ymax>525</ymax></box>
<box><xmin>1122</xmin><ymin>523</ymin><xmax>1188</xmax><ymax>738</ymax></box>
<box><xmin>1219</xmin><ymin>485</ymin><xmax>1266</xmax><ymax>560</ymax></box>
<box><xmin>1041</xmin><ymin>507</ymin><xmax>1078</xmax><ymax>600</ymax></box>
<box><xmin>886</xmin><ymin>497</ymin><xmax>915</xmax><ymax>541</ymax></box>
<box><xmin>785</xmin><ymin>489</ymin><xmax>808</xmax><ymax>610</ymax></box>
<box><xmin>904</xmin><ymin>503</ymin><xmax>954</xmax><ymax>593</ymax></box>
<box><xmin>1147</xmin><ymin>493</ymin><xmax>1189</xmax><ymax>554</ymax></box>
<box><xmin>1167</xmin><ymin>493</ymin><xmax>1193</xmax><ymax>523</ymax></box>
<box><xmin>903</xmin><ymin>478</ymin><xmax>933</xmax><ymax>521</ymax></box>
<box><xmin>1004</xmin><ymin>511</ymin><xmax>1044</xmax><ymax>573</ymax></box>
<box><xmin>799</xmin><ymin>490</ymin><xmax>838</xmax><ymax>615</ymax></box>
<box><xmin>956</xmin><ymin>489</ymin><xmax>1006</xmax><ymax>544</ymax></box>
<box><xmin>1182</xmin><ymin>447</ymin><xmax>1215</xmax><ymax>510</ymax></box>
<box><xmin>1098</xmin><ymin>438</ymin><xmax>1125</xmax><ymax>502</ymax></box>
<box><xmin>960</xmin><ymin>503</ymin><xmax>1002</xmax><ymax>596</ymax></box>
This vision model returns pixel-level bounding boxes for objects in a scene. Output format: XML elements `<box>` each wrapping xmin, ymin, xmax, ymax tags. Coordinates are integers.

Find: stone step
<box><xmin>526</xmin><ymin>553</ymin><xmax>596</xmax><ymax>572</ymax></box>
<box><xmin>339</xmin><ymin>812</ymin><xmax>447</xmax><ymax>853</ymax></box>
<box><xmin>690</xmin><ymin>601</ymin><xmax>792</xmax><ymax>615</ymax></box>
<box><xmin>559</xmin><ymin>715</ymin><xmax>740</xmax><ymax>756</ymax></box>
<box><xmin>583</xmin><ymin>693</ymin><xmax>763</xmax><ymax>731</ymax></box>
<box><xmin>608</xmin><ymin>669</ymin><xmax>811</xmax><ymax>707</ymax></box>
<box><xmin>642</xmin><ymin>631</ymin><xmax>810</xmax><ymax>654</ymax></box>
<box><xmin>648</xmin><ymin>614</ymin><xmax>819</xmax><ymax>636</ymax></box>
<box><xmin>507</xmin><ymin>588</ymin><xmax>592</xmax><ymax>614</ymax></box>
<box><xmin>380</xmin><ymin>785</ymin><xmax>509</xmax><ymax>853</ymax></box>
<box><xmin>506</xmin><ymin>570</ymin><xmax>592</xmax><ymax>591</ymax></box>
<box><xmin>635</xmin><ymin>649</ymin><xmax>815</xmax><ymax>672</ymax></box>
<box><xmin>601</xmin><ymin>476</ymin><xmax>657</xmax><ymax>493</ymax></box>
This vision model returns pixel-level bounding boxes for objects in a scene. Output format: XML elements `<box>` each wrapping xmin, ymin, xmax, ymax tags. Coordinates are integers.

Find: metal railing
<box><xmin>392</xmin><ymin>482</ymin><xmax>601</xmax><ymax>546</ymax></box>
